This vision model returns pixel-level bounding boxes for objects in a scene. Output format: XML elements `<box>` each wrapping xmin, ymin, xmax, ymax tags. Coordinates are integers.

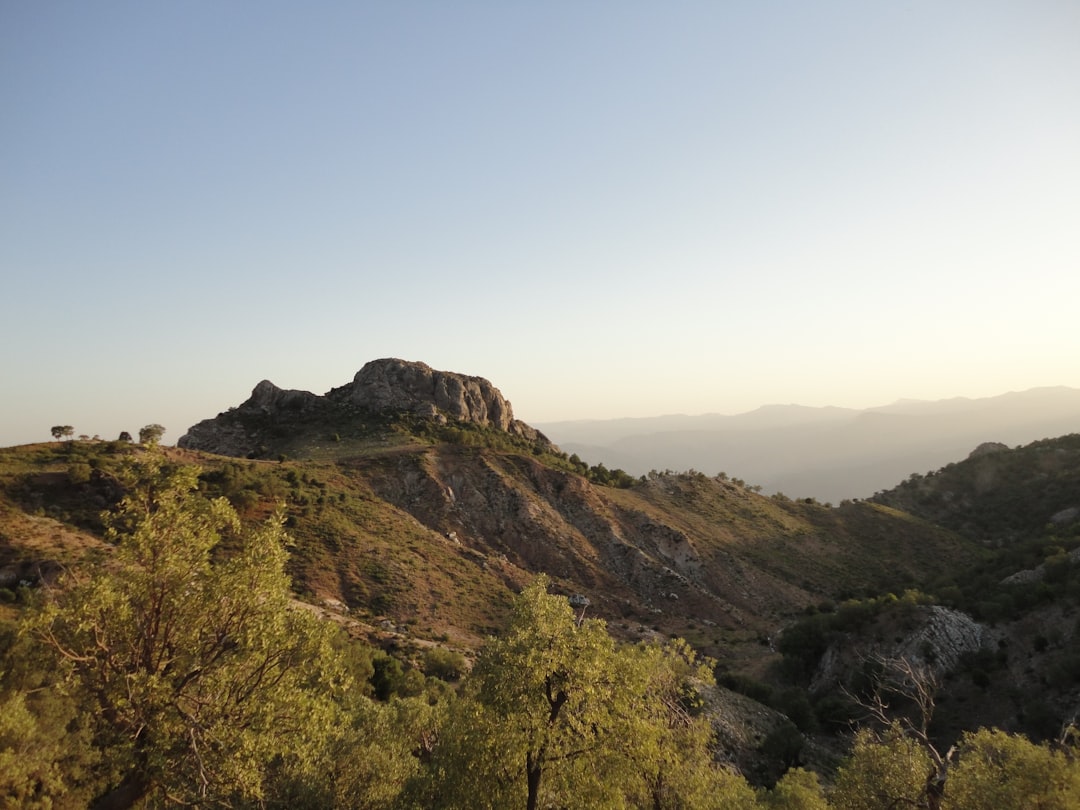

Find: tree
<box><xmin>321</xmin><ymin>696</ymin><xmax>442</xmax><ymax>810</ymax></box>
<box><xmin>831</xmin><ymin>723</ymin><xmax>934</xmax><ymax>810</ymax></box>
<box><xmin>50</xmin><ymin>425</ymin><xmax>74</xmax><ymax>442</ymax></box>
<box><xmin>622</xmin><ymin>638</ymin><xmax>757</xmax><ymax>810</ymax></box>
<box><xmin>28</xmin><ymin>454</ymin><xmax>345</xmax><ymax>808</ymax></box>
<box><xmin>137</xmin><ymin>423</ymin><xmax>165</xmax><ymax>445</ymax></box>
<box><xmin>838</xmin><ymin>654</ymin><xmax>953</xmax><ymax>808</ymax></box>
<box><xmin>419</xmin><ymin>577</ymin><xmax>755</xmax><ymax>810</ymax></box>
<box><xmin>0</xmin><ymin>689</ymin><xmax>85</xmax><ymax>808</ymax></box>
<box><xmin>422</xmin><ymin>575</ymin><xmax>630</xmax><ymax>809</ymax></box>
<box><xmin>759</xmin><ymin>767</ymin><xmax>829</xmax><ymax>809</ymax></box>
<box><xmin>117</xmin><ymin>431</ymin><xmax>132</xmax><ymax>443</ymax></box>
<box><xmin>942</xmin><ymin>728</ymin><xmax>1080</xmax><ymax>810</ymax></box>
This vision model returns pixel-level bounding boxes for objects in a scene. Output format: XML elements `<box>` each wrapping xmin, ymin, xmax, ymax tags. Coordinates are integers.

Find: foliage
<box><xmin>50</xmin><ymin>425</ymin><xmax>74</xmax><ymax>442</ymax></box>
<box><xmin>26</xmin><ymin>453</ymin><xmax>346</xmax><ymax>808</ymax></box>
<box><xmin>831</xmin><ymin>723</ymin><xmax>934</xmax><ymax>810</ymax></box>
<box><xmin>583</xmin><ymin>461</ymin><xmax>638</xmax><ymax>488</ymax></box>
<box><xmin>67</xmin><ymin>461</ymin><xmax>92</xmax><ymax>485</ymax></box>
<box><xmin>422</xmin><ymin>646</ymin><xmax>468</xmax><ymax>681</ymax></box>
<box><xmin>758</xmin><ymin>767</ymin><xmax>829</xmax><ymax>809</ymax></box>
<box><xmin>942</xmin><ymin>728</ymin><xmax>1080</xmax><ymax>809</ymax></box>
<box><xmin>417</xmin><ymin>577</ymin><xmax>748</xmax><ymax>809</ymax></box>
<box><xmin>873</xmin><ymin>434</ymin><xmax>1080</xmax><ymax>545</ymax></box>
<box><xmin>420</xmin><ymin>575</ymin><xmax>633</xmax><ymax>808</ymax></box>
<box><xmin>0</xmin><ymin>682</ymin><xmax>100</xmax><ymax>809</ymax></box>
<box><xmin>777</xmin><ymin>591</ymin><xmax>936</xmax><ymax>685</ymax></box>
<box><xmin>622</xmin><ymin>639</ymin><xmax>758</xmax><ymax>810</ymax></box>
<box><xmin>371</xmin><ymin>651</ymin><xmax>425</xmax><ymax>701</ymax></box>
<box><xmin>137</xmin><ymin>423</ymin><xmax>166</xmax><ymax>445</ymax></box>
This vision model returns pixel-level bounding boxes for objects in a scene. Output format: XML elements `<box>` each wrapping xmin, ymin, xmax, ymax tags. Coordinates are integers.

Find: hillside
<box><xmin>766</xmin><ymin>434</ymin><xmax>1080</xmax><ymax>746</ymax></box>
<box><xmin>7</xmin><ymin>360</ymin><xmax>1080</xmax><ymax>804</ymax></box>
<box><xmin>4</xmin><ymin>360</ymin><xmax>981</xmax><ymax>671</ymax></box>
<box><xmin>872</xmin><ymin>433</ymin><xmax>1080</xmax><ymax>545</ymax></box>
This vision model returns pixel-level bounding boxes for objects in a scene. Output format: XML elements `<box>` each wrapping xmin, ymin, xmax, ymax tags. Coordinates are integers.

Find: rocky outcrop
<box><xmin>968</xmin><ymin>441</ymin><xmax>1009</xmax><ymax>459</ymax></box>
<box><xmin>811</xmin><ymin>605</ymin><xmax>987</xmax><ymax>691</ymax></box>
<box><xmin>1002</xmin><ymin>545</ymin><xmax>1080</xmax><ymax>586</ymax></box>
<box><xmin>1050</xmin><ymin>506</ymin><xmax>1080</xmax><ymax>526</ymax></box>
<box><xmin>247</xmin><ymin>380</ymin><xmax>323</xmax><ymax>413</ymax></box>
<box><xmin>343</xmin><ymin>359</ymin><xmax>514</xmax><ymax>431</ymax></box>
<box><xmin>178</xmin><ymin>359</ymin><xmax>552</xmax><ymax>455</ymax></box>
<box><xmin>898</xmin><ymin>605</ymin><xmax>986</xmax><ymax>672</ymax></box>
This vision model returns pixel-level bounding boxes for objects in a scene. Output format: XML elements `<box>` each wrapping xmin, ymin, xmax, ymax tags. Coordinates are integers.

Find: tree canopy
<box><xmin>27</xmin><ymin>453</ymin><xmax>345</xmax><ymax>808</ymax></box>
<box><xmin>415</xmin><ymin>576</ymin><xmax>752</xmax><ymax>810</ymax></box>
<box><xmin>137</xmin><ymin>423</ymin><xmax>166</xmax><ymax>445</ymax></box>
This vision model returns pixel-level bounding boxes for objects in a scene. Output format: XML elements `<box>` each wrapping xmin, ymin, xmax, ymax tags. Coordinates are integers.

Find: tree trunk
<box><xmin>90</xmin><ymin>770</ymin><xmax>150</xmax><ymax>810</ymax></box>
<box><xmin>526</xmin><ymin>752</ymin><xmax>542</xmax><ymax>810</ymax></box>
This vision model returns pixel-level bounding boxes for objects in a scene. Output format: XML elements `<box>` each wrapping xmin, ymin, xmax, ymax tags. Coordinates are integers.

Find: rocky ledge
<box><xmin>178</xmin><ymin>358</ymin><xmax>551</xmax><ymax>456</ymax></box>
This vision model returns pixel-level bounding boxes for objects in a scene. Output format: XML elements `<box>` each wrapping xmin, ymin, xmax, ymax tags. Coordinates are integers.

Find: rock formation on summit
<box><xmin>178</xmin><ymin>358</ymin><xmax>551</xmax><ymax>457</ymax></box>
<box><xmin>344</xmin><ymin>359</ymin><xmax>514</xmax><ymax>431</ymax></box>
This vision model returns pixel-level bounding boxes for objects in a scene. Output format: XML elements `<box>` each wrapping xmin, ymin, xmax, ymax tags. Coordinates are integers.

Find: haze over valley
<box><xmin>537</xmin><ymin>386</ymin><xmax>1080</xmax><ymax>502</ymax></box>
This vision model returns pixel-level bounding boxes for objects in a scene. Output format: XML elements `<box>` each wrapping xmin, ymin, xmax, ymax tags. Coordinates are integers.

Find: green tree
<box><xmin>831</xmin><ymin>723</ymin><xmax>933</xmax><ymax>810</ymax></box>
<box><xmin>622</xmin><ymin>639</ymin><xmax>757</xmax><ymax>810</ymax></box>
<box><xmin>419</xmin><ymin>577</ymin><xmax>756</xmax><ymax>810</ymax></box>
<box><xmin>325</xmin><ymin>696</ymin><xmax>442</xmax><ymax>810</ymax></box>
<box><xmin>422</xmin><ymin>646</ymin><xmax>469</xmax><ymax>681</ymax></box>
<box><xmin>68</xmin><ymin>461</ymin><xmax>92</xmax><ymax>485</ymax></box>
<box><xmin>27</xmin><ymin>454</ymin><xmax>345</xmax><ymax>808</ymax></box>
<box><xmin>423</xmin><ymin>575</ymin><xmax>631</xmax><ymax>809</ymax></box>
<box><xmin>137</xmin><ymin>423</ymin><xmax>165</xmax><ymax>445</ymax></box>
<box><xmin>942</xmin><ymin>728</ymin><xmax>1080</xmax><ymax>810</ymax></box>
<box><xmin>50</xmin><ymin>425</ymin><xmax>74</xmax><ymax>442</ymax></box>
<box><xmin>0</xmin><ymin>686</ymin><xmax>99</xmax><ymax>809</ymax></box>
<box><xmin>759</xmin><ymin>767</ymin><xmax>829</xmax><ymax>809</ymax></box>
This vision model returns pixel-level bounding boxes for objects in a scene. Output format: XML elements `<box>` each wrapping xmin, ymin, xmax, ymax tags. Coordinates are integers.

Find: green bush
<box><xmin>421</xmin><ymin>647</ymin><xmax>468</xmax><ymax>681</ymax></box>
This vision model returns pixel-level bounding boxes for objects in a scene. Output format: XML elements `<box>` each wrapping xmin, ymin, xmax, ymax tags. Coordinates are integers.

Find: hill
<box><xmin>6</xmin><ymin>359</ymin><xmax>1080</xmax><ymax>801</ymax></box>
<box><xmin>765</xmin><ymin>434</ymin><xmax>1080</xmax><ymax>747</ymax></box>
<box><xmin>4</xmin><ymin>359</ymin><xmax>980</xmax><ymax>672</ymax></box>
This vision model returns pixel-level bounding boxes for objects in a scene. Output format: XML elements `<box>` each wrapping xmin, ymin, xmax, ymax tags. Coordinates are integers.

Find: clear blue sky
<box><xmin>3</xmin><ymin>2</ymin><xmax>1078</xmax><ymax>446</ymax></box>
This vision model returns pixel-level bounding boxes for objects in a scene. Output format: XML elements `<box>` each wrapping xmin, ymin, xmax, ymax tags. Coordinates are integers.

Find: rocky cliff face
<box><xmin>810</xmin><ymin>605</ymin><xmax>988</xmax><ymax>692</ymax></box>
<box><xmin>342</xmin><ymin>359</ymin><xmax>514</xmax><ymax>431</ymax></box>
<box><xmin>178</xmin><ymin>359</ymin><xmax>550</xmax><ymax>456</ymax></box>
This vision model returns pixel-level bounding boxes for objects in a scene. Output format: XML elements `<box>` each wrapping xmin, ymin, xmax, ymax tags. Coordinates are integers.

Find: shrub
<box><xmin>421</xmin><ymin>647</ymin><xmax>468</xmax><ymax>681</ymax></box>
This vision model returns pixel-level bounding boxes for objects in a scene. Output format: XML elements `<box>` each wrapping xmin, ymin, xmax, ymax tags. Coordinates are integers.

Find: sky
<box><xmin>2</xmin><ymin>1</ymin><xmax>1079</xmax><ymax>447</ymax></box>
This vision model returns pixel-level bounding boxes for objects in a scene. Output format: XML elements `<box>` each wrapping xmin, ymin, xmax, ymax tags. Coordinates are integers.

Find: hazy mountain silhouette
<box><xmin>536</xmin><ymin>387</ymin><xmax>1080</xmax><ymax>502</ymax></box>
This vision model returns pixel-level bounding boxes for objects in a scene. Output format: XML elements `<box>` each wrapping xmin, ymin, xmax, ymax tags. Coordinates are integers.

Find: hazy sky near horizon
<box><xmin>3</xmin><ymin>2</ymin><xmax>1079</xmax><ymax>446</ymax></box>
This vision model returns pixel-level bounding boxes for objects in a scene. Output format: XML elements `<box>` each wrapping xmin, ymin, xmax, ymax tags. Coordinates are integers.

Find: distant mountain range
<box><xmin>535</xmin><ymin>387</ymin><xmax>1080</xmax><ymax>502</ymax></box>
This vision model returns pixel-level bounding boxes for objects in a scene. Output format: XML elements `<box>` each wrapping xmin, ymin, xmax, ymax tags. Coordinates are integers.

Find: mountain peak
<box><xmin>178</xmin><ymin>359</ymin><xmax>551</xmax><ymax>458</ymax></box>
<box><xmin>344</xmin><ymin>358</ymin><xmax>515</xmax><ymax>431</ymax></box>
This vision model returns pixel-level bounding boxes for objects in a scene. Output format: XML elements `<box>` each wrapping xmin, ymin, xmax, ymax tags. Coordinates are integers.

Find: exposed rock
<box><xmin>898</xmin><ymin>605</ymin><xmax>986</xmax><ymax>672</ymax></box>
<box><xmin>247</xmin><ymin>380</ymin><xmax>322</xmax><ymax>412</ymax></box>
<box><xmin>178</xmin><ymin>359</ymin><xmax>553</xmax><ymax>455</ymax></box>
<box><xmin>811</xmin><ymin>605</ymin><xmax>987</xmax><ymax>691</ymax></box>
<box><xmin>345</xmin><ymin>359</ymin><xmax>513</xmax><ymax>430</ymax></box>
<box><xmin>1002</xmin><ymin>545</ymin><xmax>1080</xmax><ymax>586</ymax></box>
<box><xmin>1050</xmin><ymin>506</ymin><xmax>1080</xmax><ymax>525</ymax></box>
<box><xmin>968</xmin><ymin>441</ymin><xmax>1009</xmax><ymax>459</ymax></box>
<box><xmin>177</xmin><ymin>417</ymin><xmax>260</xmax><ymax>457</ymax></box>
